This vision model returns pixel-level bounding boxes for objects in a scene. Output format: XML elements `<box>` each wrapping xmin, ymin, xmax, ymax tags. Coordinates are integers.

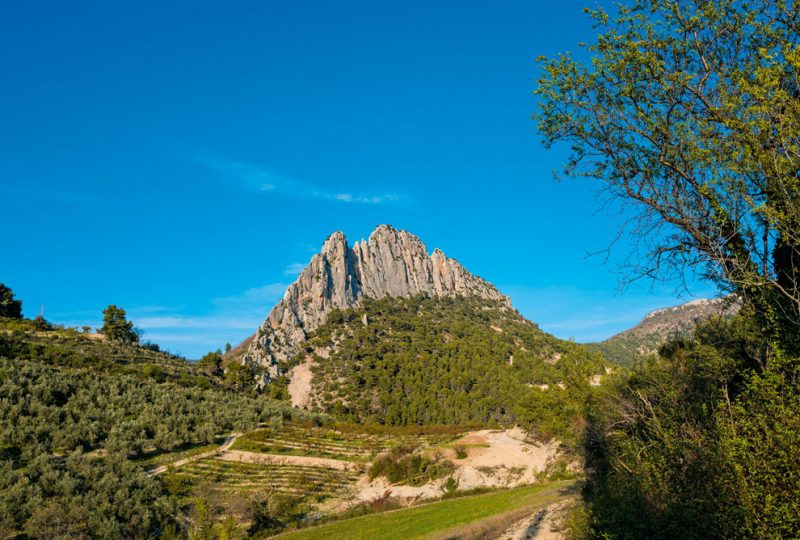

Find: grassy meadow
<box><xmin>274</xmin><ymin>480</ymin><xmax>577</xmax><ymax>540</ymax></box>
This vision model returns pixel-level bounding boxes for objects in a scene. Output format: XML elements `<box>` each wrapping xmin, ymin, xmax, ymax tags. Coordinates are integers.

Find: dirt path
<box><xmin>499</xmin><ymin>500</ymin><xmax>573</xmax><ymax>540</ymax></box>
<box><xmin>146</xmin><ymin>433</ymin><xmax>241</xmax><ymax>476</ymax></box>
<box><xmin>218</xmin><ymin>449</ymin><xmax>361</xmax><ymax>471</ymax></box>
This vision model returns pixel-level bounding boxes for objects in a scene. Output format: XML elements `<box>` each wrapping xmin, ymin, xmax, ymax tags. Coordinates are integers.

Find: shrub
<box><xmin>442</xmin><ymin>476</ymin><xmax>459</xmax><ymax>494</ymax></box>
<box><xmin>368</xmin><ymin>446</ymin><xmax>454</xmax><ymax>486</ymax></box>
<box><xmin>581</xmin><ymin>315</ymin><xmax>800</xmax><ymax>538</ymax></box>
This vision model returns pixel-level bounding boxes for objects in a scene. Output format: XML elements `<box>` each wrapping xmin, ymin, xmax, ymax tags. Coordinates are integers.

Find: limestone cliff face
<box><xmin>243</xmin><ymin>225</ymin><xmax>510</xmax><ymax>370</ymax></box>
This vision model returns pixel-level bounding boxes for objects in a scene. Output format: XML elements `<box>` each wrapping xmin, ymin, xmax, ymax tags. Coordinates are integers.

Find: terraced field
<box><xmin>231</xmin><ymin>422</ymin><xmax>466</xmax><ymax>462</ymax></box>
<box><xmin>166</xmin><ymin>456</ymin><xmax>363</xmax><ymax>499</ymax></box>
<box><xmin>136</xmin><ymin>439</ymin><xmax>224</xmax><ymax>469</ymax></box>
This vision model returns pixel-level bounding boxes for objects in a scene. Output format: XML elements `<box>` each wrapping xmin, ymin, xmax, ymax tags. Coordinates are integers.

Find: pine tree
<box><xmin>99</xmin><ymin>305</ymin><xmax>139</xmax><ymax>344</ymax></box>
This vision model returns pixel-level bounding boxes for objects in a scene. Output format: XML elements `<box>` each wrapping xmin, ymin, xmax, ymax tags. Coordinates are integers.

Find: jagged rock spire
<box><xmin>243</xmin><ymin>225</ymin><xmax>510</xmax><ymax>369</ymax></box>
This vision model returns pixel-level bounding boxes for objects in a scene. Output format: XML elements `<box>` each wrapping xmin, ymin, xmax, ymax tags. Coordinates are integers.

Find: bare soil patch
<box><xmin>288</xmin><ymin>356</ymin><xmax>315</xmax><ymax>408</ymax></box>
<box><xmin>218</xmin><ymin>449</ymin><xmax>360</xmax><ymax>471</ymax></box>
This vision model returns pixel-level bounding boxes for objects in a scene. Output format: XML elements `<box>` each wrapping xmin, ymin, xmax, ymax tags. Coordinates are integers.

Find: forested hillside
<box><xmin>0</xmin><ymin>317</ymin><xmax>214</xmax><ymax>385</ymax></box>
<box><xmin>0</xmin><ymin>318</ymin><xmax>320</xmax><ymax>537</ymax></box>
<box><xmin>294</xmin><ymin>295</ymin><xmax>604</xmax><ymax>439</ymax></box>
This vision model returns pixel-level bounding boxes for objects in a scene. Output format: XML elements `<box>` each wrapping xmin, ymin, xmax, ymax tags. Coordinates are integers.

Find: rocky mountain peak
<box><xmin>321</xmin><ymin>231</ymin><xmax>347</xmax><ymax>255</ymax></box>
<box><xmin>243</xmin><ymin>224</ymin><xmax>510</xmax><ymax>371</ymax></box>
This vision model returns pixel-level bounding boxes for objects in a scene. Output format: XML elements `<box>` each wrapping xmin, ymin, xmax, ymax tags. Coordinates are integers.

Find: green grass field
<box><xmin>275</xmin><ymin>480</ymin><xmax>576</xmax><ymax>540</ymax></box>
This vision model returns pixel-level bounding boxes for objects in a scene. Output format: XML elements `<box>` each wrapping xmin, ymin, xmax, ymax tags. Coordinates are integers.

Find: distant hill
<box><xmin>588</xmin><ymin>297</ymin><xmax>741</xmax><ymax>367</ymax></box>
<box><xmin>293</xmin><ymin>294</ymin><xmax>603</xmax><ymax>426</ymax></box>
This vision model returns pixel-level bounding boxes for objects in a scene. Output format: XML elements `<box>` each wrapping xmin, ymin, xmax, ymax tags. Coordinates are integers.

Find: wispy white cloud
<box><xmin>283</xmin><ymin>262</ymin><xmax>307</xmax><ymax>276</ymax></box>
<box><xmin>210</xmin><ymin>283</ymin><xmax>288</xmax><ymax>311</ymax></box>
<box><xmin>53</xmin><ymin>283</ymin><xmax>289</xmax><ymax>359</ymax></box>
<box><xmin>141</xmin><ymin>333</ymin><xmax>215</xmax><ymax>343</ymax></box>
<box><xmin>195</xmin><ymin>157</ymin><xmax>288</xmax><ymax>192</ymax></box>
<box><xmin>133</xmin><ymin>315</ymin><xmax>261</xmax><ymax>330</ymax></box>
<box><xmin>194</xmin><ymin>155</ymin><xmax>405</xmax><ymax>206</ymax></box>
<box><xmin>334</xmin><ymin>193</ymin><xmax>400</xmax><ymax>204</ymax></box>
<box><xmin>131</xmin><ymin>283</ymin><xmax>288</xmax><ymax>357</ymax></box>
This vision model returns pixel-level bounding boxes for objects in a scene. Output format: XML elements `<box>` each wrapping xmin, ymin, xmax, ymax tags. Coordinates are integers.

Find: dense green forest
<box><xmin>296</xmin><ymin>295</ymin><xmax>604</xmax><ymax>439</ymax></box>
<box><xmin>0</xmin><ymin>316</ymin><xmax>320</xmax><ymax>537</ymax></box>
<box><xmin>584</xmin><ymin>338</ymin><xmax>646</xmax><ymax>369</ymax></box>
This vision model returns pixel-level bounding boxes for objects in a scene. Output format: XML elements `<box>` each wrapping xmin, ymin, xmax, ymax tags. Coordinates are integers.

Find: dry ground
<box><xmin>355</xmin><ymin>427</ymin><xmax>561</xmax><ymax>504</ymax></box>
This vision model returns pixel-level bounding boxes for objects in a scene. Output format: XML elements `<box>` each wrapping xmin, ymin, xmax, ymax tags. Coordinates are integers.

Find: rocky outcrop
<box><xmin>588</xmin><ymin>296</ymin><xmax>741</xmax><ymax>367</ymax></box>
<box><xmin>243</xmin><ymin>224</ymin><xmax>510</xmax><ymax>371</ymax></box>
<box><xmin>623</xmin><ymin>297</ymin><xmax>741</xmax><ymax>339</ymax></box>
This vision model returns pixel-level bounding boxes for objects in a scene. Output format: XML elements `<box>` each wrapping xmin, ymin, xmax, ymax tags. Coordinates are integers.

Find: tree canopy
<box><xmin>536</xmin><ymin>2</ymin><xmax>800</xmax><ymax>537</ymax></box>
<box><xmin>0</xmin><ymin>284</ymin><xmax>22</xmax><ymax>319</ymax></box>
<box><xmin>99</xmin><ymin>305</ymin><xmax>139</xmax><ymax>344</ymax></box>
<box><xmin>536</xmin><ymin>0</ymin><xmax>800</xmax><ymax>353</ymax></box>
<box><xmin>0</xmin><ymin>318</ymin><xmax>320</xmax><ymax>537</ymax></box>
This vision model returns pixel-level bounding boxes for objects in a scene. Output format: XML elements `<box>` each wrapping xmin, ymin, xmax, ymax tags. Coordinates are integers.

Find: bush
<box><xmin>442</xmin><ymin>476</ymin><xmax>459</xmax><ymax>494</ymax></box>
<box><xmin>248</xmin><ymin>491</ymin><xmax>303</xmax><ymax>535</ymax></box>
<box><xmin>141</xmin><ymin>363</ymin><xmax>164</xmax><ymax>381</ymax></box>
<box><xmin>580</xmin><ymin>315</ymin><xmax>800</xmax><ymax>539</ymax></box>
<box><xmin>368</xmin><ymin>446</ymin><xmax>454</xmax><ymax>486</ymax></box>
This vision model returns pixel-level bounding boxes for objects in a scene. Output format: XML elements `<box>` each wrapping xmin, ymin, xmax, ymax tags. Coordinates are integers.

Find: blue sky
<box><xmin>1</xmin><ymin>1</ymin><xmax>715</xmax><ymax>358</ymax></box>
